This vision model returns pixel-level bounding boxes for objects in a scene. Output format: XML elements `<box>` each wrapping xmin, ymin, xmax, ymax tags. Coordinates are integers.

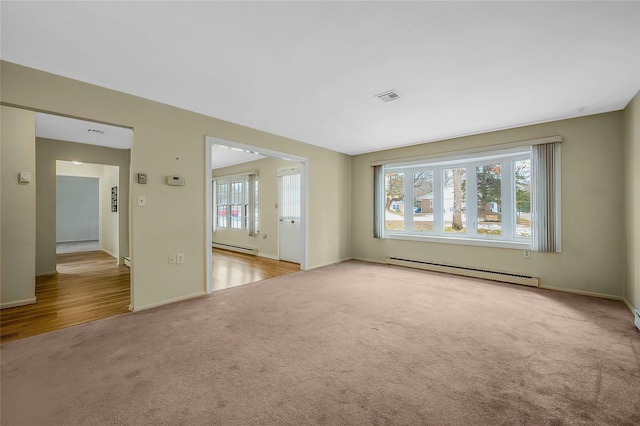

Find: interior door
<box><xmin>278</xmin><ymin>167</ymin><xmax>301</xmax><ymax>263</ymax></box>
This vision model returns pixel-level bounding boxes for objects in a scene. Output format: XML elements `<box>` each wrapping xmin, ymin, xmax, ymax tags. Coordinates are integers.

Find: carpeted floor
<box><xmin>1</xmin><ymin>261</ymin><xmax>639</xmax><ymax>425</ymax></box>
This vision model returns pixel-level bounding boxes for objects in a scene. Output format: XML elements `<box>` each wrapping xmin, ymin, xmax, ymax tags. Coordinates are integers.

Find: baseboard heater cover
<box><xmin>212</xmin><ymin>242</ymin><xmax>257</xmax><ymax>256</ymax></box>
<box><xmin>386</xmin><ymin>257</ymin><xmax>539</xmax><ymax>287</ymax></box>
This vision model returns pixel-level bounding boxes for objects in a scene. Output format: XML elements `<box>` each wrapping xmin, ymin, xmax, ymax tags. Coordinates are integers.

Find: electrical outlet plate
<box><xmin>177</xmin><ymin>253</ymin><xmax>184</xmax><ymax>264</ymax></box>
<box><xmin>524</xmin><ymin>250</ymin><xmax>531</xmax><ymax>259</ymax></box>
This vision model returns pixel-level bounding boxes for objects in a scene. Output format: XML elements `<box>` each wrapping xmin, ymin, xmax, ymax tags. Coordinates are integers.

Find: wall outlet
<box><xmin>523</xmin><ymin>250</ymin><xmax>531</xmax><ymax>259</ymax></box>
<box><xmin>177</xmin><ymin>253</ymin><xmax>184</xmax><ymax>264</ymax></box>
<box><xmin>168</xmin><ymin>254</ymin><xmax>176</xmax><ymax>265</ymax></box>
<box><xmin>137</xmin><ymin>195</ymin><xmax>146</xmax><ymax>207</ymax></box>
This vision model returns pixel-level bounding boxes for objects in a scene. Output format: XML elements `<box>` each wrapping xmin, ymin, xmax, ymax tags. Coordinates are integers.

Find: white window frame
<box><xmin>377</xmin><ymin>147</ymin><xmax>534</xmax><ymax>249</ymax></box>
<box><xmin>213</xmin><ymin>172</ymin><xmax>258</xmax><ymax>234</ymax></box>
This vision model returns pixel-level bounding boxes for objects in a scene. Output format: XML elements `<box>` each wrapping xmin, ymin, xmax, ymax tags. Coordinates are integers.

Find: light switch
<box><xmin>137</xmin><ymin>195</ymin><xmax>146</xmax><ymax>207</ymax></box>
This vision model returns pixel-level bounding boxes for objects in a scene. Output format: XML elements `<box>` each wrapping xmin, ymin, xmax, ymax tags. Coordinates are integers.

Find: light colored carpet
<box><xmin>1</xmin><ymin>261</ymin><xmax>639</xmax><ymax>425</ymax></box>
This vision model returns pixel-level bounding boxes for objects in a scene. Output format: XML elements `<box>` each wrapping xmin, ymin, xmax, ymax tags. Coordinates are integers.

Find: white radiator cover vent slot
<box><xmin>212</xmin><ymin>242</ymin><xmax>257</xmax><ymax>256</ymax></box>
<box><xmin>386</xmin><ymin>257</ymin><xmax>539</xmax><ymax>287</ymax></box>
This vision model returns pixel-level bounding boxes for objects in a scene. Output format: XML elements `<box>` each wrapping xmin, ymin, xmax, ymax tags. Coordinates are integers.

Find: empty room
<box><xmin>1</xmin><ymin>1</ymin><xmax>639</xmax><ymax>425</ymax></box>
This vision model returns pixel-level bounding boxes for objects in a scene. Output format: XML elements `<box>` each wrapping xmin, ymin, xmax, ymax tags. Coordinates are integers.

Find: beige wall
<box><xmin>100</xmin><ymin>165</ymin><xmax>120</xmax><ymax>258</ymax></box>
<box><xmin>1</xmin><ymin>106</ymin><xmax>36</xmax><ymax>308</ymax></box>
<box><xmin>624</xmin><ymin>91</ymin><xmax>640</xmax><ymax>311</ymax></box>
<box><xmin>36</xmin><ymin>139</ymin><xmax>130</xmax><ymax>274</ymax></box>
<box><xmin>1</xmin><ymin>61</ymin><xmax>352</xmax><ymax>311</ymax></box>
<box><xmin>351</xmin><ymin>112</ymin><xmax>626</xmax><ymax>298</ymax></box>
<box><xmin>56</xmin><ymin>160</ymin><xmax>120</xmax><ymax>260</ymax></box>
<box><xmin>212</xmin><ymin>157</ymin><xmax>297</xmax><ymax>259</ymax></box>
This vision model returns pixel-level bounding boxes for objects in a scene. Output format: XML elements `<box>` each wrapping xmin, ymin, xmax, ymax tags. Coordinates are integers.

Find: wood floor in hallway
<box><xmin>1</xmin><ymin>249</ymin><xmax>299</xmax><ymax>343</ymax></box>
<box><xmin>0</xmin><ymin>250</ymin><xmax>130</xmax><ymax>343</ymax></box>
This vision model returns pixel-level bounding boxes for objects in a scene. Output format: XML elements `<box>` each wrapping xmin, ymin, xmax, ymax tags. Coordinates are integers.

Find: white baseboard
<box><xmin>101</xmin><ymin>248</ymin><xmax>118</xmax><ymax>260</ymax></box>
<box><xmin>622</xmin><ymin>298</ymin><xmax>635</xmax><ymax>313</ymax></box>
<box><xmin>131</xmin><ymin>291</ymin><xmax>206</xmax><ymax>312</ymax></box>
<box><xmin>36</xmin><ymin>270</ymin><xmax>58</xmax><ymax>277</ymax></box>
<box><xmin>1</xmin><ymin>297</ymin><xmax>37</xmax><ymax>310</ymax></box>
<box><xmin>538</xmin><ymin>284</ymin><xmax>622</xmax><ymax>301</ymax></box>
<box><xmin>308</xmin><ymin>257</ymin><xmax>353</xmax><ymax>270</ymax></box>
<box><xmin>622</xmin><ymin>298</ymin><xmax>640</xmax><ymax>331</ymax></box>
<box><xmin>351</xmin><ymin>257</ymin><xmax>385</xmax><ymax>265</ymax></box>
<box><xmin>257</xmin><ymin>252</ymin><xmax>279</xmax><ymax>260</ymax></box>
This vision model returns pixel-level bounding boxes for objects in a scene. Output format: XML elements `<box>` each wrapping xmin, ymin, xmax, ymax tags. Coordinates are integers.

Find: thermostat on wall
<box><xmin>166</xmin><ymin>176</ymin><xmax>185</xmax><ymax>186</ymax></box>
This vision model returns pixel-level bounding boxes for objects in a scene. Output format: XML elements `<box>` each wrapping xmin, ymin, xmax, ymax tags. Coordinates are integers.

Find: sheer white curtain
<box><xmin>531</xmin><ymin>143</ymin><xmax>561</xmax><ymax>252</ymax></box>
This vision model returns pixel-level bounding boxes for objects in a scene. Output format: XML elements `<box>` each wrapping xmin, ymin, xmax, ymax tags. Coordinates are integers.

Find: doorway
<box><xmin>54</xmin><ymin>160</ymin><xmax>121</xmax><ymax>260</ymax></box>
<box><xmin>1</xmin><ymin>111</ymin><xmax>133</xmax><ymax>342</ymax></box>
<box><xmin>205</xmin><ymin>136</ymin><xmax>309</xmax><ymax>294</ymax></box>
<box><xmin>56</xmin><ymin>175</ymin><xmax>100</xmax><ymax>253</ymax></box>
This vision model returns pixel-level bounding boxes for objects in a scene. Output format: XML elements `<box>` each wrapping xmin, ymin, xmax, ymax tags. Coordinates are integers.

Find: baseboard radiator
<box><xmin>386</xmin><ymin>257</ymin><xmax>539</xmax><ymax>287</ymax></box>
<box><xmin>212</xmin><ymin>242</ymin><xmax>257</xmax><ymax>256</ymax></box>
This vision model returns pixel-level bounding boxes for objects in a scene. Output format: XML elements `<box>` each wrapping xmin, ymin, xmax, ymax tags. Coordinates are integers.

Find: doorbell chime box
<box><xmin>166</xmin><ymin>176</ymin><xmax>185</xmax><ymax>186</ymax></box>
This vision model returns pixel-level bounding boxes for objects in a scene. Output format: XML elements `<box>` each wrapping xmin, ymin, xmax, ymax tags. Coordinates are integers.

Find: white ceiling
<box><xmin>2</xmin><ymin>1</ymin><xmax>639</xmax><ymax>155</ymax></box>
<box><xmin>35</xmin><ymin>112</ymin><xmax>264</xmax><ymax>169</ymax></box>
<box><xmin>35</xmin><ymin>113</ymin><xmax>132</xmax><ymax>149</ymax></box>
<box><xmin>210</xmin><ymin>145</ymin><xmax>267</xmax><ymax>170</ymax></box>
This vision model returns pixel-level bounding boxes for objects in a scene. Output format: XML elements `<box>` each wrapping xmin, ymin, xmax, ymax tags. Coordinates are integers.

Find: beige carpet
<box><xmin>1</xmin><ymin>261</ymin><xmax>639</xmax><ymax>425</ymax></box>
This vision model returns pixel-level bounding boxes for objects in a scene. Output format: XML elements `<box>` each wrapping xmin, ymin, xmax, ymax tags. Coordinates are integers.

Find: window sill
<box><xmin>382</xmin><ymin>233</ymin><xmax>531</xmax><ymax>250</ymax></box>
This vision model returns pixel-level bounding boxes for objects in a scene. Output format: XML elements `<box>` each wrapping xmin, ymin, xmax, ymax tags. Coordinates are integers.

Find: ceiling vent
<box><xmin>375</xmin><ymin>90</ymin><xmax>400</xmax><ymax>102</ymax></box>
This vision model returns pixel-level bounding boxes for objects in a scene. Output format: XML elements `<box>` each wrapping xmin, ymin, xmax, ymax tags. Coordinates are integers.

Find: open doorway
<box><xmin>205</xmin><ymin>136</ymin><xmax>309</xmax><ymax>294</ymax></box>
<box><xmin>56</xmin><ymin>175</ymin><xmax>100</xmax><ymax>253</ymax></box>
<box><xmin>55</xmin><ymin>160</ymin><xmax>120</xmax><ymax>259</ymax></box>
<box><xmin>2</xmin><ymin>111</ymin><xmax>133</xmax><ymax>342</ymax></box>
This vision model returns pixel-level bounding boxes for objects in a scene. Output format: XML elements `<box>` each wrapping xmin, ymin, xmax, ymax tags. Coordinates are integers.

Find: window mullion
<box><xmin>433</xmin><ymin>166</ymin><xmax>443</xmax><ymax>235</ymax></box>
<box><xmin>404</xmin><ymin>169</ymin><xmax>413</xmax><ymax>232</ymax></box>
<box><xmin>467</xmin><ymin>165</ymin><xmax>478</xmax><ymax>237</ymax></box>
<box><xmin>502</xmin><ymin>161</ymin><xmax>515</xmax><ymax>240</ymax></box>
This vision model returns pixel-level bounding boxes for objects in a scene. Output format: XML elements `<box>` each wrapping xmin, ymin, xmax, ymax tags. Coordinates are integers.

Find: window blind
<box><xmin>373</xmin><ymin>165</ymin><xmax>384</xmax><ymax>239</ymax></box>
<box><xmin>531</xmin><ymin>143</ymin><xmax>561</xmax><ymax>252</ymax></box>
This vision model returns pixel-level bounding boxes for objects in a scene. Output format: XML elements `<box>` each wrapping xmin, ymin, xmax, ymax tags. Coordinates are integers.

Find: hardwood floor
<box><xmin>212</xmin><ymin>248</ymin><xmax>300</xmax><ymax>291</ymax></box>
<box><xmin>0</xmin><ymin>251</ymin><xmax>130</xmax><ymax>343</ymax></box>
<box><xmin>1</xmin><ymin>249</ymin><xmax>299</xmax><ymax>343</ymax></box>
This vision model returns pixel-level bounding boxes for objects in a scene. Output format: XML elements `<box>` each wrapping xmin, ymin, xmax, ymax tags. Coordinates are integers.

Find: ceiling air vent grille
<box><xmin>375</xmin><ymin>90</ymin><xmax>400</xmax><ymax>102</ymax></box>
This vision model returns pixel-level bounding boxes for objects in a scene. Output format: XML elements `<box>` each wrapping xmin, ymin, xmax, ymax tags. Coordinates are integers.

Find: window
<box><xmin>374</xmin><ymin>143</ymin><xmax>558</xmax><ymax>250</ymax></box>
<box><xmin>214</xmin><ymin>173</ymin><xmax>258</xmax><ymax>234</ymax></box>
<box><xmin>279</xmin><ymin>172</ymin><xmax>300</xmax><ymax>221</ymax></box>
